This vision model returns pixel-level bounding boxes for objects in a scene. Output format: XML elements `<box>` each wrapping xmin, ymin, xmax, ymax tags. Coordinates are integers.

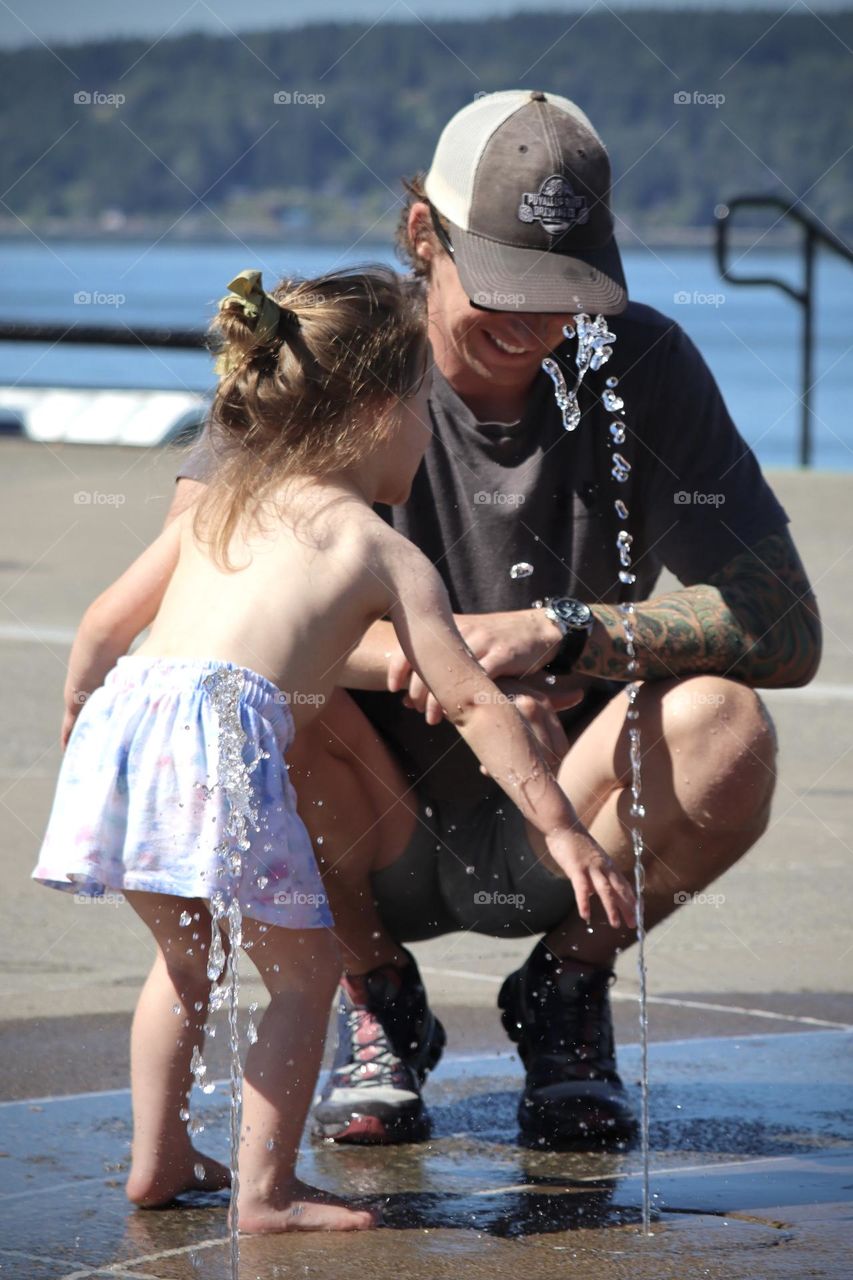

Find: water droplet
<box><xmin>179</xmin><ymin>910</ymin><xmax>192</xmax><ymax>927</ymax></box>
<box><xmin>545</xmin><ymin>674</ymin><xmax>556</xmax><ymax>685</ymax></box>
<box><xmin>619</xmin><ymin>570</ymin><xmax>637</xmax><ymax>584</ymax></box>
<box><xmin>510</xmin><ymin>561</ymin><xmax>534</xmax><ymax>580</ymax></box>
<box><xmin>424</xmin><ymin>805</ymin><xmax>433</xmax><ymax>817</ymax></box>
<box><xmin>315</xmin><ymin>835</ymin><xmax>324</xmax><ymax>846</ymax></box>
<box><xmin>609</xmin><ymin>421</ymin><xmax>626</xmax><ymax>444</ymax></box>
<box><xmin>465</xmin><ymin>865</ymin><xmax>475</xmax><ymax>875</ymax></box>
<box><xmin>542</xmin><ymin>356</ymin><xmax>581</xmax><ymax>432</ymax></box>
<box><xmin>614</xmin><ymin>499</ymin><xmax>629</xmax><ymax>519</ymax></box>
<box><xmin>194</xmin><ymin>1162</ymin><xmax>205</xmax><ymax>1181</ymax></box>
<box><xmin>606</xmin><ymin>376</ymin><xmax>619</xmax><ymax>388</ymax></box>
<box><xmin>603</xmin><ymin>389</ymin><xmax>624</xmax><ymax>412</ymax></box>
<box><xmin>611</xmin><ymin>452</ymin><xmax>631</xmax><ymax>482</ymax></box>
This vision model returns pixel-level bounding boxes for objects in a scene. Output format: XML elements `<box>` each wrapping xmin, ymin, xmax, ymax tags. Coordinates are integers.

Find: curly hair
<box><xmin>394</xmin><ymin>172</ymin><xmax>451</xmax><ymax>281</ymax></box>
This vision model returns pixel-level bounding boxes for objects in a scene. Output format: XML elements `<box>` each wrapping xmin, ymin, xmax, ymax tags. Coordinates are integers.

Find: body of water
<box><xmin>0</xmin><ymin>238</ymin><xmax>850</xmax><ymax>469</ymax></box>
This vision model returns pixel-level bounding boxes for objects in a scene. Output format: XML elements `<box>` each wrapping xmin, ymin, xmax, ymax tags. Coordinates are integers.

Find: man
<box><xmin>170</xmin><ymin>90</ymin><xmax>821</xmax><ymax>1148</ymax></box>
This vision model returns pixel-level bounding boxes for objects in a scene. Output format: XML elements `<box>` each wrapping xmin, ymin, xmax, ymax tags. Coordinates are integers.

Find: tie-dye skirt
<box><xmin>32</xmin><ymin>655</ymin><xmax>332</xmax><ymax>930</ymax></box>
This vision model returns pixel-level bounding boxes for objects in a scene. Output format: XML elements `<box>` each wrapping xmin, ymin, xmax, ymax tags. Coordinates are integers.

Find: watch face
<box><xmin>552</xmin><ymin>597</ymin><xmax>592</xmax><ymax>630</ymax></box>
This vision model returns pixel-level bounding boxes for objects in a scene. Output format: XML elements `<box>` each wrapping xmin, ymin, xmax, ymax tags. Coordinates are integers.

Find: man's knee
<box><xmin>660</xmin><ymin>676</ymin><xmax>777</xmax><ymax>832</ymax></box>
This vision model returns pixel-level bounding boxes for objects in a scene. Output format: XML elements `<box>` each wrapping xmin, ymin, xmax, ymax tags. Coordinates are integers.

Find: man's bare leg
<box><xmin>533</xmin><ymin>674</ymin><xmax>778</xmax><ymax>964</ymax></box>
<box><xmin>286</xmin><ymin>688</ymin><xmax>420</xmax><ymax>974</ymax></box>
<box><xmin>496</xmin><ymin>674</ymin><xmax>778</xmax><ymax>1144</ymax></box>
<box><xmin>288</xmin><ymin>689</ymin><xmax>448</xmax><ymax>1144</ymax></box>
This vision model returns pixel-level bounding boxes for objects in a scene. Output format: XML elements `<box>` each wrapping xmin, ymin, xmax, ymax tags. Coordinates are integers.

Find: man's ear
<box><xmin>408</xmin><ymin>201</ymin><xmax>435</xmax><ymax>264</ymax></box>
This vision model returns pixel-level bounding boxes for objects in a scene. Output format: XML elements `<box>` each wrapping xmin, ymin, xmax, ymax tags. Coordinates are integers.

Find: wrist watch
<box><xmin>535</xmin><ymin>596</ymin><xmax>594</xmax><ymax>674</ymax></box>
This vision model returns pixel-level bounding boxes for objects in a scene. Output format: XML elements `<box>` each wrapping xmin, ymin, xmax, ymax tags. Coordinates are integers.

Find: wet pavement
<box><xmin>2</xmin><ymin>448</ymin><xmax>853</xmax><ymax>1276</ymax></box>
<box><xmin>1</xmin><ymin>1030</ymin><xmax>851</xmax><ymax>1279</ymax></box>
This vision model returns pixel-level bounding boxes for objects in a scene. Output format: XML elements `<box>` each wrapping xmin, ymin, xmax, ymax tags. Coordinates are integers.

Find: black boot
<box><xmin>498</xmin><ymin>940</ymin><xmax>637</xmax><ymax>1145</ymax></box>
<box><xmin>312</xmin><ymin>947</ymin><xmax>445</xmax><ymax>1144</ymax></box>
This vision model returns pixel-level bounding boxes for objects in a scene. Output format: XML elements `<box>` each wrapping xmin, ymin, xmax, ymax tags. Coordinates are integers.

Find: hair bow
<box><xmin>219</xmin><ymin>269</ymin><xmax>289</xmax><ymax>344</ymax></box>
<box><xmin>215</xmin><ymin>269</ymin><xmax>300</xmax><ymax>376</ymax></box>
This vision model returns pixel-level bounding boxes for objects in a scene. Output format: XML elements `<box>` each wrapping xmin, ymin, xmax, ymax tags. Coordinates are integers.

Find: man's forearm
<box><xmin>575</xmin><ymin>528</ymin><xmax>821</xmax><ymax>689</ymax></box>
<box><xmin>577</xmin><ymin>585</ymin><xmax>748</xmax><ymax>683</ymax></box>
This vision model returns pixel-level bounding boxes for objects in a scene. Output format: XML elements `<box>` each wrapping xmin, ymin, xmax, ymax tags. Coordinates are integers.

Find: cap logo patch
<box><xmin>517</xmin><ymin>174</ymin><xmax>589</xmax><ymax>235</ymax></box>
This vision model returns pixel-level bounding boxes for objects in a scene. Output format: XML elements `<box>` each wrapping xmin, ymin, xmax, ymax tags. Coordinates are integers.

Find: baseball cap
<box><xmin>424</xmin><ymin>89</ymin><xmax>628</xmax><ymax>315</ymax></box>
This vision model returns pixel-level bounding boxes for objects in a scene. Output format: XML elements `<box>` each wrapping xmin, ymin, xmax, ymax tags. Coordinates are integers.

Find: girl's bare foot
<box><xmin>237</xmin><ymin>1178</ymin><xmax>377</xmax><ymax>1233</ymax></box>
<box><xmin>126</xmin><ymin>1149</ymin><xmax>231</xmax><ymax>1208</ymax></box>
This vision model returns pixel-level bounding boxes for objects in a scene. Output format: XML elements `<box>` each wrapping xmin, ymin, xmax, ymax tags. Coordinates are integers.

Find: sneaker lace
<box><xmin>542</xmin><ymin>970</ymin><xmax>616</xmax><ymax>1070</ymax></box>
<box><xmin>335</xmin><ymin>1007</ymin><xmax>407</xmax><ymax>1088</ymax></box>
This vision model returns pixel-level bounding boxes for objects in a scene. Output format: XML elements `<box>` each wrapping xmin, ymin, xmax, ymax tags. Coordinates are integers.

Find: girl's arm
<box><xmin>61</xmin><ymin>514</ymin><xmax>185</xmax><ymax>747</ymax></box>
<box><xmin>380</xmin><ymin>535</ymin><xmax>636</xmax><ymax>929</ymax></box>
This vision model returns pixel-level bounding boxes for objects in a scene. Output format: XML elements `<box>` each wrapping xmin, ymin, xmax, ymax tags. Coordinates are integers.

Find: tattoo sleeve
<box><xmin>574</xmin><ymin>529</ymin><xmax>822</xmax><ymax>688</ymax></box>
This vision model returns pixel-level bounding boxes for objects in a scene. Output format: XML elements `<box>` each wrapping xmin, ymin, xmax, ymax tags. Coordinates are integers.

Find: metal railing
<box><xmin>715</xmin><ymin>195</ymin><xmax>853</xmax><ymax>468</ymax></box>
<box><xmin>0</xmin><ymin>321</ymin><xmax>206</xmax><ymax>351</ymax></box>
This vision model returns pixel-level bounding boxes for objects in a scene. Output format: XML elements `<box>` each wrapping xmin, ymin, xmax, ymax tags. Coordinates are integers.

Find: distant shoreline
<box><xmin>0</xmin><ymin>225</ymin><xmax>804</xmax><ymax>253</ymax></box>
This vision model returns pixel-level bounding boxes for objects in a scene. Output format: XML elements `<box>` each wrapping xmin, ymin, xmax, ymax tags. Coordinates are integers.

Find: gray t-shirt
<box><xmin>177</xmin><ymin>300</ymin><xmax>788</xmax><ymax>818</ymax></box>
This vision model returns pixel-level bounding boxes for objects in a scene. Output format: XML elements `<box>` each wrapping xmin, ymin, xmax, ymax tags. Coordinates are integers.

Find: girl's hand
<box><xmin>546</xmin><ymin>827</ymin><xmax>638</xmax><ymax>930</ymax></box>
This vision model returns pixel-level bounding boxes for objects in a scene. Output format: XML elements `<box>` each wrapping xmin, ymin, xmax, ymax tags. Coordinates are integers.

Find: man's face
<box><xmin>414</xmin><ymin>204</ymin><xmax>575</xmax><ymax>395</ymax></box>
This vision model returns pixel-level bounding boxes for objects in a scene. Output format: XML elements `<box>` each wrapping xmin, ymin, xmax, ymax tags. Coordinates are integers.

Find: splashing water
<box><xmin>510</xmin><ymin>561</ymin><xmax>534</xmax><ymax>580</ymax></box>
<box><xmin>200</xmin><ymin>668</ymin><xmax>262</xmax><ymax>1278</ymax></box>
<box><xmin>542</xmin><ymin>325</ymin><xmax>652</xmax><ymax>1236</ymax></box>
<box><xmin>541</xmin><ymin>315</ymin><xmax>616</xmax><ymax>432</ymax></box>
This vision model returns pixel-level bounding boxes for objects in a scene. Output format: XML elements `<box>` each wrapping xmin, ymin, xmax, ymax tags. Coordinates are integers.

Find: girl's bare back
<box><xmin>136</xmin><ymin>482</ymin><xmax>391</xmax><ymax>730</ymax></box>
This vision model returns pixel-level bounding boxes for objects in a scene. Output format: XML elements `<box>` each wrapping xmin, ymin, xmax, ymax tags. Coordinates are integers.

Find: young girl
<box><xmin>33</xmin><ymin>265</ymin><xmax>636</xmax><ymax>1234</ymax></box>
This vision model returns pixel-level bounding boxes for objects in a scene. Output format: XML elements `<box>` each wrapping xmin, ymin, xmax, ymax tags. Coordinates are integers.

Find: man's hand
<box><xmin>479</xmin><ymin>679</ymin><xmax>579</xmax><ymax>773</ymax></box>
<box><xmin>386</xmin><ymin>608</ymin><xmax>575</xmax><ymax>723</ymax></box>
<box><xmin>389</xmin><ymin>645</ymin><xmax>581</xmax><ymax>769</ymax></box>
<box><xmin>455</xmin><ymin>608</ymin><xmax>564</xmax><ymax>678</ymax></box>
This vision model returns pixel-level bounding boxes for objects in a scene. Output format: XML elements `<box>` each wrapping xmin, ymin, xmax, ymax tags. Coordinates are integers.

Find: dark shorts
<box><xmin>370</xmin><ymin>683</ymin><xmax>619</xmax><ymax>942</ymax></box>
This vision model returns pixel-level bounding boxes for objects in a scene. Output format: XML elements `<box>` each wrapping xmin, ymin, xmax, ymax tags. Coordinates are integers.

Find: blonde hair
<box><xmin>194</xmin><ymin>265</ymin><xmax>428</xmax><ymax>568</ymax></box>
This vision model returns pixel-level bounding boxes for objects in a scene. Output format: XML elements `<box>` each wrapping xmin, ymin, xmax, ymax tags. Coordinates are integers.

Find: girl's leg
<box><xmin>237</xmin><ymin>916</ymin><xmax>375</xmax><ymax>1232</ymax></box>
<box><xmin>123</xmin><ymin>891</ymin><xmax>231</xmax><ymax>1207</ymax></box>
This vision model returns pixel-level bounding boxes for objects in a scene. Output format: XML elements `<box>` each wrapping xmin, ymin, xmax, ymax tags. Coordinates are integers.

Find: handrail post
<box><xmin>801</xmin><ymin>225</ymin><xmax>815</xmax><ymax>468</ymax></box>
<box><xmin>715</xmin><ymin>195</ymin><xmax>853</xmax><ymax>469</ymax></box>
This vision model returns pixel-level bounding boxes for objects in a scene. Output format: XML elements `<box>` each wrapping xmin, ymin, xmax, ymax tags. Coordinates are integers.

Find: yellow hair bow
<box><xmin>215</xmin><ymin>269</ymin><xmax>299</xmax><ymax>376</ymax></box>
<box><xmin>219</xmin><ymin>268</ymin><xmax>286</xmax><ymax>344</ymax></box>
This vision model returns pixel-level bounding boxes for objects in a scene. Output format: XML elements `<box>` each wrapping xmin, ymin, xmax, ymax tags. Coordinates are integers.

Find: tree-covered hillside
<box><xmin>1</xmin><ymin>9</ymin><xmax>850</xmax><ymax>239</ymax></box>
